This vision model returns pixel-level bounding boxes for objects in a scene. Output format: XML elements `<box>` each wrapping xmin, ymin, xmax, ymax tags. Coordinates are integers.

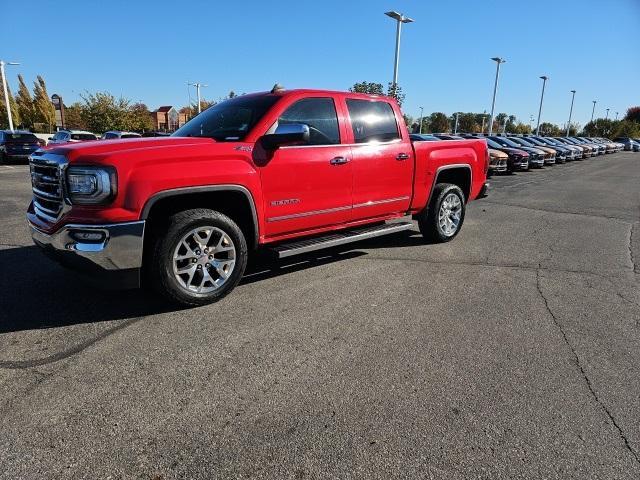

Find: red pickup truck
<box><xmin>28</xmin><ymin>88</ymin><xmax>489</xmax><ymax>306</ymax></box>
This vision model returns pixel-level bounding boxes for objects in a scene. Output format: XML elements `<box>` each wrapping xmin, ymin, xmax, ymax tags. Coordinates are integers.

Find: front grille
<box><xmin>30</xmin><ymin>156</ymin><xmax>64</xmax><ymax>223</ymax></box>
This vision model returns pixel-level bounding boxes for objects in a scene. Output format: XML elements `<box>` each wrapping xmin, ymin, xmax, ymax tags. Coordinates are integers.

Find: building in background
<box><xmin>150</xmin><ymin>106</ymin><xmax>188</xmax><ymax>132</ymax></box>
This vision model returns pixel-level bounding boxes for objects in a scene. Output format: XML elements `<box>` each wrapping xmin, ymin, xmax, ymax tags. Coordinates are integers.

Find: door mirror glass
<box><xmin>260</xmin><ymin>123</ymin><xmax>310</xmax><ymax>150</ymax></box>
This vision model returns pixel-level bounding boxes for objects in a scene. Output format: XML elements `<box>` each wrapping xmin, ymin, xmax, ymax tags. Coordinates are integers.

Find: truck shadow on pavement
<box><xmin>1</xmin><ymin>231</ymin><xmax>424</xmax><ymax>334</ymax></box>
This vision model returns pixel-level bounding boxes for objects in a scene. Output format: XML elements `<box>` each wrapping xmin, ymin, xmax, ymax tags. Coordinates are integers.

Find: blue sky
<box><xmin>3</xmin><ymin>0</ymin><xmax>639</xmax><ymax>127</ymax></box>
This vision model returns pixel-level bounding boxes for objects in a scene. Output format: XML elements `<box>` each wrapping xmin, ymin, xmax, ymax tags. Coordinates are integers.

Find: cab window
<box><xmin>274</xmin><ymin>97</ymin><xmax>340</xmax><ymax>145</ymax></box>
<box><xmin>346</xmin><ymin>99</ymin><xmax>400</xmax><ymax>143</ymax></box>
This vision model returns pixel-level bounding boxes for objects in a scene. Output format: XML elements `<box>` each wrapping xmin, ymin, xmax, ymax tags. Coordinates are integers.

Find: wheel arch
<box><xmin>141</xmin><ymin>185</ymin><xmax>259</xmax><ymax>250</ymax></box>
<box><xmin>429</xmin><ymin>164</ymin><xmax>472</xmax><ymax>204</ymax></box>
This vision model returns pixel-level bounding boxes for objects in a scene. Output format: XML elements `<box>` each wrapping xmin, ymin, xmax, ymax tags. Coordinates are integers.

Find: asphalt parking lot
<box><xmin>1</xmin><ymin>153</ymin><xmax>639</xmax><ymax>479</ymax></box>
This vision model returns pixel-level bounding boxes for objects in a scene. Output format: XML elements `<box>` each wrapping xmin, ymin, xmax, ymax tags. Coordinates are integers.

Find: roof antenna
<box><xmin>271</xmin><ymin>83</ymin><xmax>285</xmax><ymax>93</ymax></box>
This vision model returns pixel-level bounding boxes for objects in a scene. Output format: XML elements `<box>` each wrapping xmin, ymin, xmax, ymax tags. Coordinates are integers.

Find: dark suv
<box><xmin>0</xmin><ymin>130</ymin><xmax>41</xmax><ymax>163</ymax></box>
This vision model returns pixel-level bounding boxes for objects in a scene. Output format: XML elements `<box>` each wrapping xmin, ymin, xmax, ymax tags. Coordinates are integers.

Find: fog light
<box><xmin>70</xmin><ymin>230</ymin><xmax>105</xmax><ymax>242</ymax></box>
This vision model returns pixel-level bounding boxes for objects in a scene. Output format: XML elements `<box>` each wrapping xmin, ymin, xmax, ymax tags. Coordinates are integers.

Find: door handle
<box><xmin>330</xmin><ymin>156</ymin><xmax>350</xmax><ymax>165</ymax></box>
<box><xmin>396</xmin><ymin>153</ymin><xmax>410</xmax><ymax>161</ymax></box>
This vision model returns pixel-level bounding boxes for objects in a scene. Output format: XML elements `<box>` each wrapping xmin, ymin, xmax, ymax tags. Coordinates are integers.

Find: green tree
<box><xmin>456</xmin><ymin>113</ymin><xmax>478</xmax><ymax>133</ymax></box>
<box><xmin>386</xmin><ymin>83</ymin><xmax>405</xmax><ymax>107</ymax></box>
<box><xmin>428</xmin><ymin>112</ymin><xmax>450</xmax><ymax>133</ymax></box>
<box><xmin>538</xmin><ymin>122</ymin><xmax>562</xmax><ymax>136</ymax></box>
<box><xmin>510</xmin><ymin>122</ymin><xmax>532</xmax><ymax>135</ymax></box>
<box><xmin>0</xmin><ymin>74</ymin><xmax>20</xmax><ymax>129</ymax></box>
<box><xmin>349</xmin><ymin>81</ymin><xmax>384</xmax><ymax>95</ymax></box>
<box><xmin>79</xmin><ymin>91</ymin><xmax>131</xmax><ymax>133</ymax></box>
<box><xmin>64</xmin><ymin>102</ymin><xmax>87</xmax><ymax>130</ymax></box>
<box><xmin>126</xmin><ymin>103</ymin><xmax>153</xmax><ymax>132</ymax></box>
<box><xmin>583</xmin><ymin>118</ymin><xmax>616</xmax><ymax>137</ymax></box>
<box><xmin>32</xmin><ymin>75</ymin><xmax>55</xmax><ymax>131</ymax></box>
<box><xmin>15</xmin><ymin>74</ymin><xmax>35</xmax><ymax>128</ymax></box>
<box><xmin>611</xmin><ymin>120</ymin><xmax>640</xmax><ymax>138</ymax></box>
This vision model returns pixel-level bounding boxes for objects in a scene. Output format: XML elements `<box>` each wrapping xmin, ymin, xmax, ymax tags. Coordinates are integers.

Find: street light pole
<box><xmin>615</xmin><ymin>111</ymin><xmax>619</xmax><ymax>121</ymax></box>
<box><xmin>503</xmin><ymin>115</ymin><xmax>508</xmax><ymax>134</ymax></box>
<box><xmin>0</xmin><ymin>60</ymin><xmax>20</xmax><ymax>131</ymax></box>
<box><xmin>488</xmin><ymin>57</ymin><xmax>505</xmax><ymax>135</ymax></box>
<box><xmin>535</xmin><ymin>75</ymin><xmax>548</xmax><ymax>136</ymax></box>
<box><xmin>418</xmin><ymin>106</ymin><xmax>424</xmax><ymax>134</ymax></box>
<box><xmin>188</xmin><ymin>82</ymin><xmax>208</xmax><ymax>114</ymax></box>
<box><xmin>590</xmin><ymin>100</ymin><xmax>597</xmax><ymax>123</ymax></box>
<box><xmin>385</xmin><ymin>11</ymin><xmax>414</xmax><ymax>89</ymax></box>
<box><xmin>454</xmin><ymin>112</ymin><xmax>459</xmax><ymax>134</ymax></box>
<box><xmin>481</xmin><ymin>110</ymin><xmax>487</xmax><ymax>133</ymax></box>
<box><xmin>566</xmin><ymin>90</ymin><xmax>576</xmax><ymax>137</ymax></box>
<box><xmin>605</xmin><ymin>108</ymin><xmax>610</xmax><ymax>120</ymax></box>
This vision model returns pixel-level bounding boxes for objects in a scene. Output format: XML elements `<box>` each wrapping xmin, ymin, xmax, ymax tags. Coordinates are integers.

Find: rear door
<box><xmin>259</xmin><ymin>96</ymin><xmax>353</xmax><ymax>238</ymax></box>
<box><xmin>344</xmin><ymin>98</ymin><xmax>413</xmax><ymax>221</ymax></box>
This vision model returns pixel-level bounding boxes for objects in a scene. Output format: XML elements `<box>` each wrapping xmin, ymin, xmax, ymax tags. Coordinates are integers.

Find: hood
<box><xmin>47</xmin><ymin>136</ymin><xmax>219</xmax><ymax>163</ymax></box>
<box><xmin>532</xmin><ymin>145</ymin><xmax>556</xmax><ymax>154</ymax></box>
<box><xmin>517</xmin><ymin>146</ymin><xmax>546</xmax><ymax>155</ymax></box>
<box><xmin>488</xmin><ymin>148</ymin><xmax>508</xmax><ymax>159</ymax></box>
<box><xmin>499</xmin><ymin>147</ymin><xmax>529</xmax><ymax>157</ymax></box>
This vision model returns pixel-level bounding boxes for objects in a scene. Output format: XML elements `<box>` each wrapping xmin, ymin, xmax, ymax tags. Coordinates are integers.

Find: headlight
<box><xmin>66</xmin><ymin>166</ymin><xmax>117</xmax><ymax>205</ymax></box>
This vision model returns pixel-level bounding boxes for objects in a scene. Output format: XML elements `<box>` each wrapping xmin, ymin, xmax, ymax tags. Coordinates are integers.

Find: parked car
<box><xmin>542</xmin><ymin>137</ymin><xmax>582</xmax><ymax>160</ymax></box>
<box><xmin>523</xmin><ymin>135</ymin><xmax>567</xmax><ymax>163</ymax></box>
<box><xmin>555</xmin><ymin>137</ymin><xmax>590</xmax><ymax>158</ymax></box>
<box><xmin>27</xmin><ymin>88</ymin><xmax>489</xmax><ymax>306</ymax></box>
<box><xmin>508</xmin><ymin>136</ymin><xmax>556</xmax><ymax>165</ymax></box>
<box><xmin>141</xmin><ymin>131</ymin><xmax>172</xmax><ymax>137</ymax></box>
<box><xmin>571</xmin><ymin>137</ymin><xmax>601</xmax><ymax>156</ymax></box>
<box><xmin>488</xmin><ymin>135</ymin><xmax>545</xmax><ymax>168</ymax></box>
<box><xmin>101</xmin><ymin>131</ymin><xmax>142</xmax><ymax>140</ymax></box>
<box><xmin>528</xmin><ymin>136</ymin><xmax>576</xmax><ymax>161</ymax></box>
<box><xmin>597</xmin><ymin>137</ymin><xmax>624</xmax><ymax>152</ymax></box>
<box><xmin>48</xmin><ymin>130</ymin><xmax>99</xmax><ymax>145</ymax></box>
<box><xmin>409</xmin><ymin>133</ymin><xmax>439</xmax><ymax>142</ymax></box>
<box><xmin>0</xmin><ymin>130</ymin><xmax>41</xmax><ymax>163</ymax></box>
<box><xmin>433</xmin><ymin>134</ymin><xmax>506</xmax><ymax>176</ymax></box>
<box><xmin>462</xmin><ymin>134</ymin><xmax>528</xmax><ymax>172</ymax></box>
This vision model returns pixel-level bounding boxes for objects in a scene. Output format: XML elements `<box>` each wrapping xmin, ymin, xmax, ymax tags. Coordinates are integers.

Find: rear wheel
<box><xmin>418</xmin><ymin>183</ymin><xmax>466</xmax><ymax>243</ymax></box>
<box><xmin>149</xmin><ymin>208</ymin><xmax>248</xmax><ymax>306</ymax></box>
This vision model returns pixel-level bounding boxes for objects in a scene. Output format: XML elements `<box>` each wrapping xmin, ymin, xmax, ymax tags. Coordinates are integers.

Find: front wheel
<box><xmin>149</xmin><ymin>208</ymin><xmax>248</xmax><ymax>306</ymax></box>
<box><xmin>417</xmin><ymin>183</ymin><xmax>466</xmax><ymax>243</ymax></box>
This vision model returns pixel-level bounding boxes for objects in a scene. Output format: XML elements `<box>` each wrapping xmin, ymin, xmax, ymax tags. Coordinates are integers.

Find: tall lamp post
<box><xmin>480</xmin><ymin>110</ymin><xmax>487</xmax><ymax>133</ymax></box>
<box><xmin>605</xmin><ymin>108</ymin><xmax>610</xmax><ymax>120</ymax></box>
<box><xmin>0</xmin><ymin>60</ymin><xmax>20</xmax><ymax>131</ymax></box>
<box><xmin>590</xmin><ymin>100</ymin><xmax>597</xmax><ymax>123</ymax></box>
<box><xmin>453</xmin><ymin>112</ymin><xmax>460</xmax><ymax>134</ymax></box>
<box><xmin>188</xmin><ymin>82</ymin><xmax>208</xmax><ymax>114</ymax></box>
<box><xmin>615</xmin><ymin>111</ymin><xmax>619</xmax><ymax>121</ymax></box>
<box><xmin>418</xmin><ymin>106</ymin><xmax>424</xmax><ymax>134</ymax></box>
<box><xmin>566</xmin><ymin>90</ymin><xmax>576</xmax><ymax>137</ymax></box>
<box><xmin>488</xmin><ymin>57</ymin><xmax>505</xmax><ymax>135</ymax></box>
<box><xmin>535</xmin><ymin>75</ymin><xmax>548</xmax><ymax>135</ymax></box>
<box><xmin>385</xmin><ymin>11</ymin><xmax>414</xmax><ymax>90</ymax></box>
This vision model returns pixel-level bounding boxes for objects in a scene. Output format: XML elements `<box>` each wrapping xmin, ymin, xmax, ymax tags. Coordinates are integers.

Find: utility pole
<box><xmin>418</xmin><ymin>106</ymin><xmax>424</xmax><ymax>134</ymax></box>
<box><xmin>188</xmin><ymin>82</ymin><xmax>208</xmax><ymax>114</ymax></box>
<box><xmin>488</xmin><ymin>57</ymin><xmax>506</xmax><ymax>135</ymax></box>
<box><xmin>566</xmin><ymin>90</ymin><xmax>576</xmax><ymax>137</ymax></box>
<box><xmin>535</xmin><ymin>75</ymin><xmax>548</xmax><ymax>136</ymax></box>
<box><xmin>0</xmin><ymin>60</ymin><xmax>20</xmax><ymax>131</ymax></box>
<box><xmin>385</xmin><ymin>11</ymin><xmax>414</xmax><ymax>90</ymax></box>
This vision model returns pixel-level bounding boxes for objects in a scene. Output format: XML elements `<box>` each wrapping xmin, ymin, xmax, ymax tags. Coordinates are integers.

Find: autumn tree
<box><xmin>79</xmin><ymin>91</ymin><xmax>131</xmax><ymax>133</ymax></box>
<box><xmin>63</xmin><ymin>102</ymin><xmax>87</xmax><ymax>130</ymax></box>
<box><xmin>15</xmin><ymin>74</ymin><xmax>35</xmax><ymax>128</ymax></box>
<box><xmin>624</xmin><ymin>106</ymin><xmax>640</xmax><ymax>123</ymax></box>
<box><xmin>126</xmin><ymin>103</ymin><xmax>154</xmax><ymax>132</ymax></box>
<box><xmin>32</xmin><ymin>75</ymin><xmax>55</xmax><ymax>131</ymax></box>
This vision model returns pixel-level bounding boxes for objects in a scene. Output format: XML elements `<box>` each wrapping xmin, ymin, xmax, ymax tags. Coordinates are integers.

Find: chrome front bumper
<box><xmin>29</xmin><ymin>220</ymin><xmax>145</xmax><ymax>289</ymax></box>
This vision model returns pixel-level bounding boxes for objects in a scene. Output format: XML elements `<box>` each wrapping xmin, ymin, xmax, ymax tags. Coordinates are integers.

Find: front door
<box><xmin>259</xmin><ymin>97</ymin><xmax>353</xmax><ymax>238</ymax></box>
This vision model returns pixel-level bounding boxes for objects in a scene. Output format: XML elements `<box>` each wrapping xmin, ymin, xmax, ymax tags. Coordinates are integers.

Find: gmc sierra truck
<box><xmin>27</xmin><ymin>88</ymin><xmax>489</xmax><ymax>306</ymax></box>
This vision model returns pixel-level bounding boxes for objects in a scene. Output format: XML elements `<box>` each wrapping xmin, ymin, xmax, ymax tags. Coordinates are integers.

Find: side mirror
<box><xmin>260</xmin><ymin>123</ymin><xmax>310</xmax><ymax>150</ymax></box>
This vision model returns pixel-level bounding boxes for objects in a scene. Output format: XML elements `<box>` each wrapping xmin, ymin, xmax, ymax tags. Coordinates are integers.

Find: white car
<box><xmin>101</xmin><ymin>131</ymin><xmax>142</xmax><ymax>140</ymax></box>
<box><xmin>48</xmin><ymin>130</ymin><xmax>99</xmax><ymax>145</ymax></box>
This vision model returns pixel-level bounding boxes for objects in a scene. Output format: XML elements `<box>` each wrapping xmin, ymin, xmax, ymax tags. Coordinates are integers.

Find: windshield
<box><xmin>510</xmin><ymin>137</ymin><xmax>536</xmax><ymax>147</ymax></box>
<box><xmin>174</xmin><ymin>94</ymin><xmax>281</xmax><ymax>141</ymax></box>
<box><xmin>489</xmin><ymin>136</ymin><xmax>521</xmax><ymax>148</ymax></box>
<box><xmin>485</xmin><ymin>138</ymin><xmax>503</xmax><ymax>149</ymax></box>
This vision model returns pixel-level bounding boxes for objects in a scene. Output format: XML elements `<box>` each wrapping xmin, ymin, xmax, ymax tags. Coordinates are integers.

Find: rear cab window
<box><xmin>346</xmin><ymin>99</ymin><xmax>400</xmax><ymax>144</ymax></box>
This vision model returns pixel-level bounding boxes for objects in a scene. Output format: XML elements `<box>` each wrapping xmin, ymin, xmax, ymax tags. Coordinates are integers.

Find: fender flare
<box><xmin>428</xmin><ymin>164</ymin><xmax>472</xmax><ymax>205</ymax></box>
<box><xmin>140</xmin><ymin>185</ymin><xmax>259</xmax><ymax>246</ymax></box>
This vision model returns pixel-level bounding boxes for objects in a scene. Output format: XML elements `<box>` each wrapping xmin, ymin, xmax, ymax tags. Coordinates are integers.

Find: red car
<box><xmin>27</xmin><ymin>88</ymin><xmax>489</xmax><ymax>306</ymax></box>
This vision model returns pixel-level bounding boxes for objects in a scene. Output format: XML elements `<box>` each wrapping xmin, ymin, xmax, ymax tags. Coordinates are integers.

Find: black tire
<box><xmin>148</xmin><ymin>208</ymin><xmax>248</xmax><ymax>307</ymax></box>
<box><xmin>417</xmin><ymin>183</ymin><xmax>466</xmax><ymax>243</ymax></box>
